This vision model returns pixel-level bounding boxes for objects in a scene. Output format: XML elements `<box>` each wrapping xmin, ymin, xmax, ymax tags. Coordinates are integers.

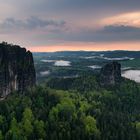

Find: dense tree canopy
<box><xmin>0</xmin><ymin>75</ymin><xmax>139</xmax><ymax>140</ymax></box>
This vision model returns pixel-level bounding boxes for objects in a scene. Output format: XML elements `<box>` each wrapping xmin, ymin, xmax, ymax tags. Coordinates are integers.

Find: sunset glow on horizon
<box><xmin>28</xmin><ymin>42</ymin><xmax>140</xmax><ymax>52</ymax></box>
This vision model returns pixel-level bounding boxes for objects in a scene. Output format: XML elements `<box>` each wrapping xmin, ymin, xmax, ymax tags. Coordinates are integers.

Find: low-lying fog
<box><xmin>54</xmin><ymin>60</ymin><xmax>71</xmax><ymax>66</ymax></box>
<box><xmin>88</xmin><ymin>65</ymin><xmax>101</xmax><ymax>69</ymax></box>
<box><xmin>122</xmin><ymin>70</ymin><xmax>140</xmax><ymax>83</ymax></box>
<box><xmin>40</xmin><ymin>71</ymin><xmax>50</xmax><ymax>76</ymax></box>
<box><xmin>83</xmin><ymin>55</ymin><xmax>134</xmax><ymax>61</ymax></box>
<box><xmin>41</xmin><ymin>59</ymin><xmax>71</xmax><ymax>66</ymax></box>
<box><xmin>40</xmin><ymin>58</ymin><xmax>140</xmax><ymax>83</ymax></box>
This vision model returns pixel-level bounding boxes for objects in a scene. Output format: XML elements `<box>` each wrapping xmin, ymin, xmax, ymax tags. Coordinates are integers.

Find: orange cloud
<box><xmin>101</xmin><ymin>11</ymin><xmax>140</xmax><ymax>27</ymax></box>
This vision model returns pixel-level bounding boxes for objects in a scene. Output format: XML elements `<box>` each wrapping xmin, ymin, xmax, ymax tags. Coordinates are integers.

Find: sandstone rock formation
<box><xmin>0</xmin><ymin>42</ymin><xmax>36</xmax><ymax>97</ymax></box>
<box><xmin>100</xmin><ymin>61</ymin><xmax>122</xmax><ymax>87</ymax></box>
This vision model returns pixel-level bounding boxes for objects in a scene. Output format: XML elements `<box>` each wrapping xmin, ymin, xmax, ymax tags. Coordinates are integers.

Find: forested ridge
<box><xmin>0</xmin><ymin>75</ymin><xmax>139</xmax><ymax>140</ymax></box>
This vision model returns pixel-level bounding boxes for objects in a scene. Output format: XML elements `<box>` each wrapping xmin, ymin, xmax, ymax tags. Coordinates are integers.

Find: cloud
<box><xmin>0</xmin><ymin>16</ymin><xmax>66</xmax><ymax>33</ymax></box>
<box><xmin>39</xmin><ymin>0</ymin><xmax>140</xmax><ymax>11</ymax></box>
<box><xmin>102</xmin><ymin>25</ymin><xmax>140</xmax><ymax>33</ymax></box>
<box><xmin>1</xmin><ymin>0</ymin><xmax>140</xmax><ymax>48</ymax></box>
<box><xmin>54</xmin><ymin>25</ymin><xmax>140</xmax><ymax>42</ymax></box>
<box><xmin>98</xmin><ymin>25</ymin><xmax>140</xmax><ymax>41</ymax></box>
<box><xmin>101</xmin><ymin>12</ymin><xmax>140</xmax><ymax>28</ymax></box>
<box><xmin>1</xmin><ymin>16</ymin><xmax>140</xmax><ymax>45</ymax></box>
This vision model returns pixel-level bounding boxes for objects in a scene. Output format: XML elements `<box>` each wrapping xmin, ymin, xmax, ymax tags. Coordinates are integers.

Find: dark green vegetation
<box><xmin>0</xmin><ymin>50</ymin><xmax>139</xmax><ymax>139</ymax></box>
<box><xmin>0</xmin><ymin>74</ymin><xmax>140</xmax><ymax>140</ymax></box>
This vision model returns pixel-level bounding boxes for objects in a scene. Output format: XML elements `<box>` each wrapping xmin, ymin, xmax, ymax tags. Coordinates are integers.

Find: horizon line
<box><xmin>31</xmin><ymin>49</ymin><xmax>140</xmax><ymax>53</ymax></box>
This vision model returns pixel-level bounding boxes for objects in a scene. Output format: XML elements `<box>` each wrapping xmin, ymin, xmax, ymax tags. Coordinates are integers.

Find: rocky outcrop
<box><xmin>100</xmin><ymin>61</ymin><xmax>122</xmax><ymax>87</ymax></box>
<box><xmin>0</xmin><ymin>42</ymin><xmax>36</xmax><ymax>97</ymax></box>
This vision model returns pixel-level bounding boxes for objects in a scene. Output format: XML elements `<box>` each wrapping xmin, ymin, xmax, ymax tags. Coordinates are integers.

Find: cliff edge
<box><xmin>0</xmin><ymin>42</ymin><xmax>36</xmax><ymax>97</ymax></box>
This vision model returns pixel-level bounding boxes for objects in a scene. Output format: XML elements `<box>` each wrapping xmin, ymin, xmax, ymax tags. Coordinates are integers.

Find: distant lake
<box><xmin>122</xmin><ymin>70</ymin><xmax>140</xmax><ymax>83</ymax></box>
<box><xmin>54</xmin><ymin>60</ymin><xmax>71</xmax><ymax>66</ymax></box>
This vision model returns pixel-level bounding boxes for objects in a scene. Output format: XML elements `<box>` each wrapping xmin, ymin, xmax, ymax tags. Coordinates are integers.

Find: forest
<box><xmin>0</xmin><ymin>74</ymin><xmax>139</xmax><ymax>140</ymax></box>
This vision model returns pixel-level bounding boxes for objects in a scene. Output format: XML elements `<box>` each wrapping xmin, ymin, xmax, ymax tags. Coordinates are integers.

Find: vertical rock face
<box><xmin>100</xmin><ymin>61</ymin><xmax>121</xmax><ymax>87</ymax></box>
<box><xmin>0</xmin><ymin>42</ymin><xmax>36</xmax><ymax>97</ymax></box>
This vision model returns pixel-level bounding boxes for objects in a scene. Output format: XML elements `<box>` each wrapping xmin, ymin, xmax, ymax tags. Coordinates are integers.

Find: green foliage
<box><xmin>34</xmin><ymin>120</ymin><xmax>46</xmax><ymax>139</ymax></box>
<box><xmin>22</xmin><ymin>108</ymin><xmax>34</xmax><ymax>122</ymax></box>
<box><xmin>136</xmin><ymin>122</ymin><xmax>140</xmax><ymax>139</ymax></box>
<box><xmin>22</xmin><ymin>119</ymin><xmax>33</xmax><ymax>137</ymax></box>
<box><xmin>0</xmin><ymin>75</ymin><xmax>139</xmax><ymax>140</ymax></box>
<box><xmin>84</xmin><ymin>116</ymin><xmax>100</xmax><ymax>139</ymax></box>
<box><xmin>6</xmin><ymin>118</ymin><xmax>22</xmax><ymax>140</ymax></box>
<box><xmin>0</xmin><ymin>131</ymin><xmax>3</xmax><ymax>140</ymax></box>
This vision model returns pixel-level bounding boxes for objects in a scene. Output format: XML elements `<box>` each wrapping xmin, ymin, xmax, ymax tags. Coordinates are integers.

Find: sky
<box><xmin>0</xmin><ymin>0</ymin><xmax>140</xmax><ymax>52</ymax></box>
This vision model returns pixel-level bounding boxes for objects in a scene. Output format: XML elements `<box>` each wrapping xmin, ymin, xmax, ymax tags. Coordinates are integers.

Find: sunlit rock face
<box><xmin>100</xmin><ymin>61</ymin><xmax>122</xmax><ymax>87</ymax></box>
<box><xmin>0</xmin><ymin>42</ymin><xmax>36</xmax><ymax>97</ymax></box>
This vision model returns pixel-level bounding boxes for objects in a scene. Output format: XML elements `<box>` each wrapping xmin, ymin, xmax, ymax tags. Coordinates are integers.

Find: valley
<box><xmin>33</xmin><ymin>51</ymin><xmax>140</xmax><ymax>83</ymax></box>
